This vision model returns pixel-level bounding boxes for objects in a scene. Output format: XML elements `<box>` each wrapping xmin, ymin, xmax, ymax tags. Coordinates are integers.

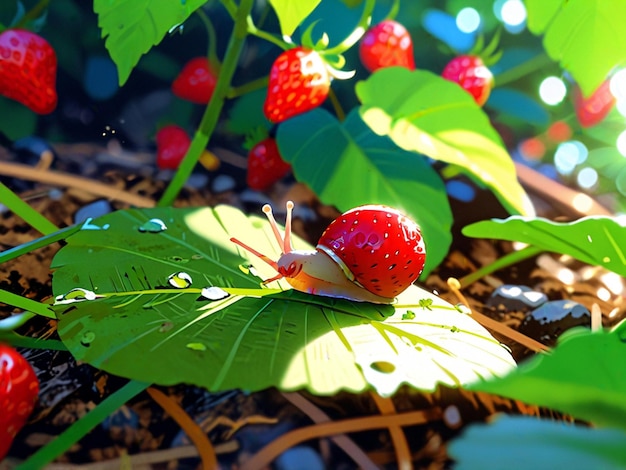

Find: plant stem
<box><xmin>18</xmin><ymin>380</ymin><xmax>150</xmax><ymax>469</ymax></box>
<box><xmin>0</xmin><ymin>181</ymin><xmax>58</xmax><ymax>234</ymax></box>
<box><xmin>324</xmin><ymin>0</ymin><xmax>376</xmax><ymax>56</ymax></box>
<box><xmin>247</xmin><ymin>16</ymin><xmax>290</xmax><ymax>50</ymax></box>
<box><xmin>157</xmin><ymin>0</ymin><xmax>256</xmax><ymax>207</ymax></box>
<box><xmin>0</xmin><ymin>223</ymin><xmax>82</xmax><ymax>265</ymax></box>
<box><xmin>457</xmin><ymin>245</ymin><xmax>543</xmax><ymax>288</ymax></box>
<box><xmin>327</xmin><ymin>87</ymin><xmax>346</xmax><ymax>121</ymax></box>
<box><xmin>14</xmin><ymin>0</ymin><xmax>50</xmax><ymax>28</ymax></box>
<box><xmin>219</xmin><ymin>0</ymin><xmax>237</xmax><ymax>19</ymax></box>
<box><xmin>227</xmin><ymin>75</ymin><xmax>269</xmax><ymax>99</ymax></box>
<box><xmin>196</xmin><ymin>7</ymin><xmax>220</xmax><ymax>71</ymax></box>
<box><xmin>385</xmin><ymin>0</ymin><xmax>401</xmax><ymax>20</ymax></box>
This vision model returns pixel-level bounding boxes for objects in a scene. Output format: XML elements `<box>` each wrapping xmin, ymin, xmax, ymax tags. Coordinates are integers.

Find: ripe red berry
<box><xmin>442</xmin><ymin>55</ymin><xmax>494</xmax><ymax>106</ymax></box>
<box><xmin>0</xmin><ymin>29</ymin><xmax>57</xmax><ymax>114</ymax></box>
<box><xmin>317</xmin><ymin>205</ymin><xmax>426</xmax><ymax>298</ymax></box>
<box><xmin>172</xmin><ymin>57</ymin><xmax>217</xmax><ymax>104</ymax></box>
<box><xmin>359</xmin><ymin>20</ymin><xmax>415</xmax><ymax>73</ymax></box>
<box><xmin>0</xmin><ymin>344</ymin><xmax>39</xmax><ymax>460</ymax></box>
<box><xmin>155</xmin><ymin>125</ymin><xmax>191</xmax><ymax>170</ymax></box>
<box><xmin>263</xmin><ymin>47</ymin><xmax>330</xmax><ymax>123</ymax></box>
<box><xmin>247</xmin><ymin>138</ymin><xmax>291</xmax><ymax>190</ymax></box>
<box><xmin>573</xmin><ymin>80</ymin><xmax>615</xmax><ymax>128</ymax></box>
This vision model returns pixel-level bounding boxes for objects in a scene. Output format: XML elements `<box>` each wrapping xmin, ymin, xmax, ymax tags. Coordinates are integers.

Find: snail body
<box><xmin>230</xmin><ymin>202</ymin><xmax>426</xmax><ymax>304</ymax></box>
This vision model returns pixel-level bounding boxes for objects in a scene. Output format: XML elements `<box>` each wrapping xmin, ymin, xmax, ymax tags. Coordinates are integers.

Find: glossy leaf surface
<box><xmin>94</xmin><ymin>0</ymin><xmax>206</xmax><ymax>85</ymax></box>
<box><xmin>269</xmin><ymin>0</ymin><xmax>321</xmax><ymax>36</ymax></box>
<box><xmin>51</xmin><ymin>207</ymin><xmax>515</xmax><ymax>396</ymax></box>
<box><xmin>462</xmin><ymin>216</ymin><xmax>626</xmax><ymax>277</ymax></box>
<box><xmin>356</xmin><ymin>67</ymin><xmax>534</xmax><ymax>217</ymax></box>
<box><xmin>449</xmin><ymin>415</ymin><xmax>626</xmax><ymax>470</ymax></box>
<box><xmin>525</xmin><ymin>0</ymin><xmax>626</xmax><ymax>97</ymax></box>
<box><xmin>468</xmin><ymin>321</ymin><xmax>626</xmax><ymax>431</ymax></box>
<box><xmin>276</xmin><ymin>109</ymin><xmax>452</xmax><ymax>277</ymax></box>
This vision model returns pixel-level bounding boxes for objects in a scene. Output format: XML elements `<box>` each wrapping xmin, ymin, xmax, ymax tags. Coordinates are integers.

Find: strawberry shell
<box><xmin>0</xmin><ymin>344</ymin><xmax>39</xmax><ymax>460</ymax></box>
<box><xmin>247</xmin><ymin>137</ymin><xmax>291</xmax><ymax>190</ymax></box>
<box><xmin>156</xmin><ymin>125</ymin><xmax>191</xmax><ymax>170</ymax></box>
<box><xmin>573</xmin><ymin>80</ymin><xmax>615</xmax><ymax>128</ymax></box>
<box><xmin>359</xmin><ymin>20</ymin><xmax>416</xmax><ymax>73</ymax></box>
<box><xmin>172</xmin><ymin>57</ymin><xmax>217</xmax><ymax>104</ymax></box>
<box><xmin>317</xmin><ymin>205</ymin><xmax>426</xmax><ymax>298</ymax></box>
<box><xmin>442</xmin><ymin>55</ymin><xmax>493</xmax><ymax>106</ymax></box>
<box><xmin>0</xmin><ymin>29</ymin><xmax>57</xmax><ymax>114</ymax></box>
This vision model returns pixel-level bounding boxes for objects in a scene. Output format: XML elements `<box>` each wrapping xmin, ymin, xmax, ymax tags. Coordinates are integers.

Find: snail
<box><xmin>230</xmin><ymin>202</ymin><xmax>426</xmax><ymax>304</ymax></box>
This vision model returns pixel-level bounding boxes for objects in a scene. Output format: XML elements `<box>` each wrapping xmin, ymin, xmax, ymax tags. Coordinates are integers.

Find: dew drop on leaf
<box><xmin>55</xmin><ymin>288</ymin><xmax>97</xmax><ymax>303</ymax></box>
<box><xmin>186</xmin><ymin>342</ymin><xmax>206</xmax><ymax>351</ymax></box>
<box><xmin>370</xmin><ymin>361</ymin><xmax>396</xmax><ymax>374</ymax></box>
<box><xmin>138</xmin><ymin>218</ymin><xmax>167</xmax><ymax>233</ymax></box>
<box><xmin>167</xmin><ymin>272</ymin><xmax>192</xmax><ymax>288</ymax></box>
<box><xmin>200</xmin><ymin>287</ymin><xmax>230</xmax><ymax>301</ymax></box>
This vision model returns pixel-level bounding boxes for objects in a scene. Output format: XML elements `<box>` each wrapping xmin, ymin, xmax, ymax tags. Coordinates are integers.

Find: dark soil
<box><xmin>1</xmin><ymin>141</ymin><xmax>623</xmax><ymax>469</ymax></box>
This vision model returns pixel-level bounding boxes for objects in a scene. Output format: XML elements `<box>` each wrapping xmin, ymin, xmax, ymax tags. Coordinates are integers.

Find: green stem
<box><xmin>157</xmin><ymin>0</ymin><xmax>256</xmax><ymax>207</ymax></box>
<box><xmin>227</xmin><ymin>75</ymin><xmax>269</xmax><ymax>99</ymax></box>
<box><xmin>323</xmin><ymin>0</ymin><xmax>376</xmax><ymax>56</ymax></box>
<box><xmin>196</xmin><ymin>7</ymin><xmax>220</xmax><ymax>71</ymax></box>
<box><xmin>0</xmin><ymin>223</ymin><xmax>82</xmax><ymax>265</ymax></box>
<box><xmin>494</xmin><ymin>53</ymin><xmax>553</xmax><ymax>87</ymax></box>
<box><xmin>385</xmin><ymin>0</ymin><xmax>401</xmax><ymax>20</ymax></box>
<box><xmin>17</xmin><ymin>380</ymin><xmax>151</xmax><ymax>469</ymax></box>
<box><xmin>247</xmin><ymin>16</ymin><xmax>291</xmax><ymax>50</ymax></box>
<box><xmin>0</xmin><ymin>181</ymin><xmax>58</xmax><ymax>235</ymax></box>
<box><xmin>219</xmin><ymin>0</ymin><xmax>237</xmax><ymax>19</ymax></box>
<box><xmin>14</xmin><ymin>0</ymin><xmax>50</xmax><ymax>28</ymax></box>
<box><xmin>0</xmin><ymin>330</ymin><xmax>68</xmax><ymax>351</ymax></box>
<box><xmin>457</xmin><ymin>245</ymin><xmax>543</xmax><ymax>288</ymax></box>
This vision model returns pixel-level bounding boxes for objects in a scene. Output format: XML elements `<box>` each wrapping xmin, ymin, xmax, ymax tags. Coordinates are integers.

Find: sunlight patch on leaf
<box><xmin>51</xmin><ymin>207</ymin><xmax>515</xmax><ymax>396</ymax></box>
<box><xmin>356</xmin><ymin>68</ymin><xmax>534</xmax><ymax>217</ymax></box>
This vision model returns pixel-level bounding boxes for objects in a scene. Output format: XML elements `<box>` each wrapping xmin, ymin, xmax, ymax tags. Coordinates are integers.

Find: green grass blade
<box><xmin>0</xmin><ymin>181</ymin><xmax>58</xmax><ymax>235</ymax></box>
<box><xmin>0</xmin><ymin>289</ymin><xmax>55</xmax><ymax>319</ymax></box>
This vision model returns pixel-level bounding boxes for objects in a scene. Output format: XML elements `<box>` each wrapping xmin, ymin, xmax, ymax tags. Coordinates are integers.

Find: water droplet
<box><xmin>159</xmin><ymin>322</ymin><xmax>174</xmax><ymax>332</ymax></box>
<box><xmin>138</xmin><ymin>218</ymin><xmax>167</xmax><ymax>233</ymax></box>
<box><xmin>168</xmin><ymin>272</ymin><xmax>192</xmax><ymax>288</ymax></box>
<box><xmin>200</xmin><ymin>287</ymin><xmax>230</xmax><ymax>300</ymax></box>
<box><xmin>191</xmin><ymin>254</ymin><xmax>204</xmax><ymax>260</ymax></box>
<box><xmin>55</xmin><ymin>288</ymin><xmax>97</xmax><ymax>304</ymax></box>
<box><xmin>186</xmin><ymin>342</ymin><xmax>206</xmax><ymax>351</ymax></box>
<box><xmin>169</xmin><ymin>255</ymin><xmax>189</xmax><ymax>263</ymax></box>
<box><xmin>80</xmin><ymin>330</ymin><xmax>96</xmax><ymax>347</ymax></box>
<box><xmin>370</xmin><ymin>361</ymin><xmax>396</xmax><ymax>374</ymax></box>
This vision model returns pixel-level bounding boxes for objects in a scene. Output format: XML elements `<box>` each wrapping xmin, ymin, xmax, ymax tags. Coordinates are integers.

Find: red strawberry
<box><xmin>156</xmin><ymin>125</ymin><xmax>191</xmax><ymax>170</ymax></box>
<box><xmin>359</xmin><ymin>20</ymin><xmax>415</xmax><ymax>73</ymax></box>
<box><xmin>263</xmin><ymin>47</ymin><xmax>330</xmax><ymax>123</ymax></box>
<box><xmin>0</xmin><ymin>344</ymin><xmax>39</xmax><ymax>460</ymax></box>
<box><xmin>247</xmin><ymin>138</ymin><xmax>291</xmax><ymax>190</ymax></box>
<box><xmin>442</xmin><ymin>55</ymin><xmax>494</xmax><ymax>106</ymax></box>
<box><xmin>172</xmin><ymin>57</ymin><xmax>217</xmax><ymax>104</ymax></box>
<box><xmin>573</xmin><ymin>80</ymin><xmax>615</xmax><ymax>128</ymax></box>
<box><xmin>0</xmin><ymin>29</ymin><xmax>57</xmax><ymax>114</ymax></box>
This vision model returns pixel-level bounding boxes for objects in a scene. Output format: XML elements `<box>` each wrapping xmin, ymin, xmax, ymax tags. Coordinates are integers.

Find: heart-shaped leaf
<box><xmin>276</xmin><ymin>108</ymin><xmax>453</xmax><ymax>277</ymax></box>
<box><xmin>94</xmin><ymin>0</ymin><xmax>206</xmax><ymax>85</ymax></box>
<box><xmin>449</xmin><ymin>415</ymin><xmax>626</xmax><ymax>469</ymax></box>
<box><xmin>467</xmin><ymin>321</ymin><xmax>626</xmax><ymax>432</ymax></box>
<box><xmin>525</xmin><ymin>0</ymin><xmax>626</xmax><ymax>97</ymax></box>
<box><xmin>355</xmin><ymin>67</ymin><xmax>534</xmax><ymax>217</ymax></box>
<box><xmin>462</xmin><ymin>216</ymin><xmax>626</xmax><ymax>277</ymax></box>
<box><xmin>51</xmin><ymin>207</ymin><xmax>515</xmax><ymax>397</ymax></box>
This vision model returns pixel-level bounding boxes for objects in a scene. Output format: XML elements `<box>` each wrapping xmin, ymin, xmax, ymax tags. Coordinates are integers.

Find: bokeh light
<box><xmin>609</xmin><ymin>68</ymin><xmax>626</xmax><ymax>100</ymax></box>
<box><xmin>554</xmin><ymin>140</ymin><xmax>588</xmax><ymax>175</ymax></box>
<box><xmin>576</xmin><ymin>167</ymin><xmax>598</xmax><ymax>189</ymax></box>
<box><xmin>617</xmin><ymin>130</ymin><xmax>626</xmax><ymax>157</ymax></box>
<box><xmin>546</xmin><ymin>121</ymin><xmax>572</xmax><ymax>143</ymax></box>
<box><xmin>539</xmin><ymin>76</ymin><xmax>567</xmax><ymax>105</ymax></box>
<box><xmin>519</xmin><ymin>137</ymin><xmax>545</xmax><ymax>159</ymax></box>
<box><xmin>456</xmin><ymin>7</ymin><xmax>481</xmax><ymax>33</ymax></box>
<box><xmin>501</xmin><ymin>0</ymin><xmax>527</xmax><ymax>26</ymax></box>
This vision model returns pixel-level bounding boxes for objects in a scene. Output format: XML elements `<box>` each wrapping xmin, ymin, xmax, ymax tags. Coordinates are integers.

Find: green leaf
<box><xmin>525</xmin><ymin>0</ymin><xmax>626</xmax><ymax>97</ymax></box>
<box><xmin>51</xmin><ymin>206</ymin><xmax>515</xmax><ymax>397</ymax></box>
<box><xmin>449</xmin><ymin>415</ymin><xmax>626</xmax><ymax>470</ymax></box>
<box><xmin>276</xmin><ymin>108</ymin><xmax>453</xmax><ymax>277</ymax></box>
<box><xmin>0</xmin><ymin>96</ymin><xmax>37</xmax><ymax>139</ymax></box>
<box><xmin>269</xmin><ymin>0</ymin><xmax>321</xmax><ymax>36</ymax></box>
<box><xmin>467</xmin><ymin>322</ymin><xmax>626</xmax><ymax>431</ymax></box>
<box><xmin>356</xmin><ymin>67</ymin><xmax>534</xmax><ymax>217</ymax></box>
<box><xmin>462</xmin><ymin>216</ymin><xmax>626</xmax><ymax>277</ymax></box>
<box><xmin>93</xmin><ymin>0</ymin><xmax>207</xmax><ymax>85</ymax></box>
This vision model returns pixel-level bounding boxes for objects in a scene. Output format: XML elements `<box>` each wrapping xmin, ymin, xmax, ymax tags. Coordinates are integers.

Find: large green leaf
<box><xmin>51</xmin><ymin>207</ymin><xmax>515</xmax><ymax>396</ymax></box>
<box><xmin>269</xmin><ymin>0</ymin><xmax>321</xmax><ymax>36</ymax></box>
<box><xmin>355</xmin><ymin>67</ymin><xmax>534</xmax><ymax>217</ymax></box>
<box><xmin>525</xmin><ymin>0</ymin><xmax>626</xmax><ymax>97</ymax></box>
<box><xmin>276</xmin><ymin>109</ymin><xmax>453</xmax><ymax>277</ymax></box>
<box><xmin>93</xmin><ymin>0</ymin><xmax>207</xmax><ymax>85</ymax></box>
<box><xmin>462</xmin><ymin>216</ymin><xmax>626</xmax><ymax>277</ymax></box>
<box><xmin>449</xmin><ymin>415</ymin><xmax>626</xmax><ymax>469</ymax></box>
<box><xmin>467</xmin><ymin>321</ymin><xmax>626</xmax><ymax>431</ymax></box>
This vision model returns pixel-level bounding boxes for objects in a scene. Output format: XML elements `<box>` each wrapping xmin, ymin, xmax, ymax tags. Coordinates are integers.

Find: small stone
<box><xmin>212</xmin><ymin>174</ymin><xmax>236</xmax><ymax>193</ymax></box>
<box><xmin>74</xmin><ymin>200</ymin><xmax>112</xmax><ymax>225</ymax></box>
<box><xmin>518</xmin><ymin>300</ymin><xmax>591</xmax><ymax>346</ymax></box>
<box><xmin>487</xmin><ymin>284</ymin><xmax>547</xmax><ymax>312</ymax></box>
<box><xmin>275</xmin><ymin>446</ymin><xmax>325</xmax><ymax>470</ymax></box>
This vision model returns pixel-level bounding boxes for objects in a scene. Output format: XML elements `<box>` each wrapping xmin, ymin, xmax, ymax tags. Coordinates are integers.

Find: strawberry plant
<box><xmin>1</xmin><ymin>0</ymin><xmax>626</xmax><ymax>468</ymax></box>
